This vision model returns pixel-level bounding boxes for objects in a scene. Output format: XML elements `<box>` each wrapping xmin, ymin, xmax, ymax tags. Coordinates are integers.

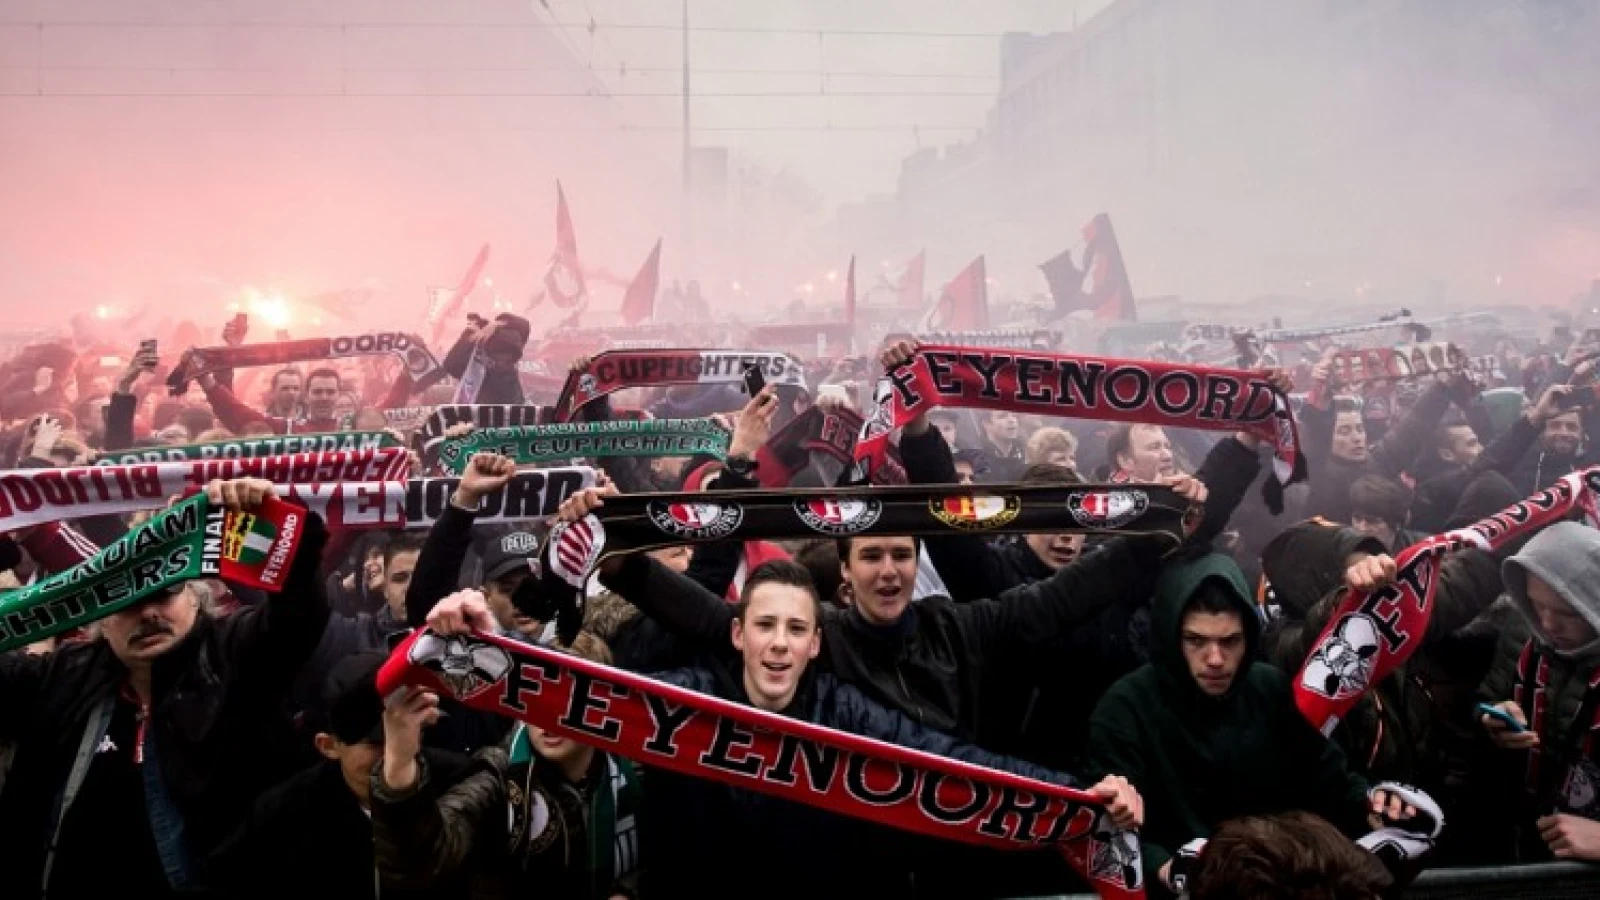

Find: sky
<box><xmin>1</xmin><ymin>0</ymin><xmax>1593</xmax><ymax>328</ymax></box>
<box><xmin>535</xmin><ymin>0</ymin><xmax>1110</xmax><ymax>203</ymax></box>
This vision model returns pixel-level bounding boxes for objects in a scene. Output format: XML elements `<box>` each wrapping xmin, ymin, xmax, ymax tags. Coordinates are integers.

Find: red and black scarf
<box><xmin>377</xmin><ymin>628</ymin><xmax>1148</xmax><ymax>899</ymax></box>
<box><xmin>555</xmin><ymin>348</ymin><xmax>808</xmax><ymax>422</ymax></box>
<box><xmin>756</xmin><ymin>405</ymin><xmax>906</xmax><ymax>487</ymax></box>
<box><xmin>1514</xmin><ymin>643</ymin><xmax>1600</xmax><ymax>814</ymax></box>
<box><xmin>166</xmin><ymin>331</ymin><xmax>442</xmax><ymax>395</ymax></box>
<box><xmin>850</xmin><ymin>344</ymin><xmax>1304</xmax><ymax>511</ymax></box>
<box><xmin>1296</xmin><ymin>466</ymin><xmax>1600</xmax><ymax>735</ymax></box>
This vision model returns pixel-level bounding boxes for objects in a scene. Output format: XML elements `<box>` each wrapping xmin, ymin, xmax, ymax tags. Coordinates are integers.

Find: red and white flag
<box><xmin>1039</xmin><ymin>213</ymin><xmax>1136</xmax><ymax>322</ymax></box>
<box><xmin>620</xmin><ymin>239</ymin><xmax>662</xmax><ymax>326</ymax></box>
<box><xmin>543</xmin><ymin>182</ymin><xmax>589</xmax><ymax>310</ymax></box>
<box><xmin>898</xmin><ymin>250</ymin><xmax>926</xmax><ymax>309</ymax></box>
<box><xmin>921</xmin><ymin>255</ymin><xmax>988</xmax><ymax>331</ymax></box>
<box><xmin>428</xmin><ymin>243</ymin><xmax>491</xmax><ymax>347</ymax></box>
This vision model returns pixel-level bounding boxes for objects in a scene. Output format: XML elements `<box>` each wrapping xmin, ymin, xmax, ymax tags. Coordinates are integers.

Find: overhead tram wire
<box><xmin>25</xmin><ymin>20</ymin><xmax>1023</xmax><ymax>39</ymax></box>
<box><xmin>5</xmin><ymin>64</ymin><xmax>995</xmax><ymax>79</ymax></box>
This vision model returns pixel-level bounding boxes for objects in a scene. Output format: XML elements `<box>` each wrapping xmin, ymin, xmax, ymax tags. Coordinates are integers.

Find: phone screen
<box><xmin>742</xmin><ymin>363</ymin><xmax>767</xmax><ymax>396</ymax></box>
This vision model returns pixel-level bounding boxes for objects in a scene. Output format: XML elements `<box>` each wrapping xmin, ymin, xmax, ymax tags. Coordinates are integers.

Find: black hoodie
<box><xmin>1087</xmin><ymin>553</ymin><xmax>1372</xmax><ymax>890</ymax></box>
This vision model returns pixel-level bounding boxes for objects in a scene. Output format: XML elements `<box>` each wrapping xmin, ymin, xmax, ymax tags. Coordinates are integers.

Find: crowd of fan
<box><xmin>1</xmin><ymin>314</ymin><xmax>1598</xmax><ymax>900</ymax></box>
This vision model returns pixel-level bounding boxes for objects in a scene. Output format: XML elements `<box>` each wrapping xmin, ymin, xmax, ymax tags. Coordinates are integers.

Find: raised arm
<box><xmin>199</xmin><ymin>374</ymin><xmax>274</xmax><ymax>434</ymax></box>
<box><xmin>881</xmin><ymin>339</ymin><xmax>1013</xmax><ymax>601</ymax></box>
<box><xmin>372</xmin><ymin>685</ymin><xmax>501</xmax><ymax>889</ymax></box>
<box><xmin>559</xmin><ymin>485</ymin><xmax>738</xmax><ymax>647</ymax></box>
<box><xmin>211</xmin><ymin>480</ymin><xmax>332</xmax><ymax>693</ymax></box>
<box><xmin>404</xmin><ymin>451</ymin><xmax>514</xmax><ymax>626</ymax></box>
<box><xmin>1370</xmin><ymin>380</ymin><xmax>1454</xmax><ymax>478</ymax></box>
<box><xmin>956</xmin><ymin>477</ymin><xmax>1206</xmax><ymax>669</ymax></box>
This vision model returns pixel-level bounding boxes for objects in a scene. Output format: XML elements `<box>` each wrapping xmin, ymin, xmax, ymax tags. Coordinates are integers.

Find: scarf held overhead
<box><xmin>755</xmin><ymin>405</ymin><xmax>906</xmax><ymax>488</ymax></box>
<box><xmin>279</xmin><ymin>468</ymin><xmax>597</xmax><ymax>530</ymax></box>
<box><xmin>437</xmin><ymin>419</ymin><xmax>730</xmax><ymax>475</ymax></box>
<box><xmin>555</xmin><ymin>349</ymin><xmax>808</xmax><ymax>422</ymax></box>
<box><xmin>0</xmin><ymin>449</ymin><xmax>408</xmax><ymax>532</ymax></box>
<box><xmin>1295</xmin><ymin>466</ymin><xmax>1600</xmax><ymax>735</ymax></box>
<box><xmin>416</xmin><ymin>405</ymin><xmax>552</xmax><ymax>452</ymax></box>
<box><xmin>537</xmin><ymin>482</ymin><xmax>1191</xmax><ymax>642</ymax></box>
<box><xmin>378</xmin><ymin>628</ymin><xmax>1146</xmax><ymax>900</ymax></box>
<box><xmin>0</xmin><ymin>493</ymin><xmax>306</xmax><ymax>652</ymax></box>
<box><xmin>851</xmin><ymin>345</ymin><xmax>1304</xmax><ymax>510</ymax></box>
<box><xmin>95</xmin><ymin>431</ymin><xmax>398</xmax><ymax>466</ymax></box>
<box><xmin>166</xmin><ymin>332</ymin><xmax>442</xmax><ymax>395</ymax></box>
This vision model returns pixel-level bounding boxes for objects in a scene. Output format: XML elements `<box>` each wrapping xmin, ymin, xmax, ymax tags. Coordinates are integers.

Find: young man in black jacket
<box><xmin>418</xmin><ymin>562</ymin><xmax>1143</xmax><ymax>900</ymax></box>
<box><xmin>558</xmin><ymin>477</ymin><xmax>1206</xmax><ymax>751</ymax></box>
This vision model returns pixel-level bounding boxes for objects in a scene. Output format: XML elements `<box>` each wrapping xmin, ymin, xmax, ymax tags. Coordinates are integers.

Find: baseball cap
<box><xmin>482</xmin><ymin>530</ymin><xmax>541</xmax><ymax>583</ymax></box>
<box><xmin>322</xmin><ymin>651</ymin><xmax>389</xmax><ymax>745</ymax></box>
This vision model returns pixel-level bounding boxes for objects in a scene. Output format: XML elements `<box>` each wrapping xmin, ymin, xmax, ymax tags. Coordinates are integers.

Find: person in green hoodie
<box><xmin>1087</xmin><ymin>553</ymin><xmax>1422</xmax><ymax>895</ymax></box>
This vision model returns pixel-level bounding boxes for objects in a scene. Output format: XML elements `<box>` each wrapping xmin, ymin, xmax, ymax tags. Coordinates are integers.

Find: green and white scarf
<box><xmin>0</xmin><ymin>493</ymin><xmax>308</xmax><ymax>651</ymax></box>
<box><xmin>437</xmin><ymin>419</ymin><xmax>729</xmax><ymax>475</ymax></box>
<box><xmin>95</xmin><ymin>431</ymin><xmax>399</xmax><ymax>466</ymax></box>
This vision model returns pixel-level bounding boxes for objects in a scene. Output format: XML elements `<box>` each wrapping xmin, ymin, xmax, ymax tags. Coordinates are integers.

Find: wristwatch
<box><xmin>725</xmin><ymin>455</ymin><xmax>759</xmax><ymax>479</ymax></box>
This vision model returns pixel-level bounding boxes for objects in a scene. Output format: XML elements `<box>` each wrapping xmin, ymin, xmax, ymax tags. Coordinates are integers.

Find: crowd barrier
<box><xmin>1020</xmin><ymin>861</ymin><xmax>1600</xmax><ymax>900</ymax></box>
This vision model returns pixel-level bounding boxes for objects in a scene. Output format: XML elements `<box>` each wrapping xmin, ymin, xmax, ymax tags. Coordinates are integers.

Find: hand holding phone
<box><xmin>223</xmin><ymin>313</ymin><xmax>248</xmax><ymax>346</ymax></box>
<box><xmin>1477</xmin><ymin>701</ymin><xmax>1526</xmax><ymax>733</ymax></box>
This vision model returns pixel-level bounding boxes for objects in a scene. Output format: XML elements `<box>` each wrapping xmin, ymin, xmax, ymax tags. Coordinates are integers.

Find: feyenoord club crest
<box><xmin>1066</xmin><ymin>490</ymin><xmax>1149</xmax><ymax>529</ymax></box>
<box><xmin>794</xmin><ymin>497</ymin><xmax>883</xmax><ymax>536</ymax></box>
<box><xmin>546</xmin><ymin>516</ymin><xmax>606</xmax><ymax>588</ymax></box>
<box><xmin>408</xmin><ymin>632</ymin><xmax>514</xmax><ymax>701</ymax></box>
<box><xmin>647</xmin><ymin>501</ymin><xmax>744</xmax><ymax>540</ymax></box>
<box><xmin>929</xmin><ymin>494</ymin><xmax>1022</xmax><ymax>530</ymax></box>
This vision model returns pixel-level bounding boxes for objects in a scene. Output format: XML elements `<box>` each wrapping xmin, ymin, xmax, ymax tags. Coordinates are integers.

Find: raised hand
<box><xmin>380</xmin><ymin>685</ymin><xmax>441</xmax><ymax>792</ymax></box>
<box><xmin>879</xmin><ymin>338</ymin><xmax>919</xmax><ymax>370</ymax></box>
<box><xmin>453</xmin><ymin>452</ymin><xmax>515</xmax><ymax>509</ymax></box>
<box><xmin>426</xmin><ymin>588</ymin><xmax>497</xmax><ymax>635</ymax></box>
<box><xmin>1089</xmin><ymin>774</ymin><xmax>1144</xmax><ymax>830</ymax></box>
<box><xmin>556</xmin><ymin>484</ymin><xmax>619</xmax><ymax>524</ymax></box>
<box><xmin>1344</xmin><ymin>554</ymin><xmax>1397</xmax><ymax>593</ymax></box>
<box><xmin>205</xmin><ymin>477</ymin><xmax>275</xmax><ymax>511</ymax></box>
<box><xmin>729</xmin><ymin>386</ymin><xmax>779</xmax><ymax>460</ymax></box>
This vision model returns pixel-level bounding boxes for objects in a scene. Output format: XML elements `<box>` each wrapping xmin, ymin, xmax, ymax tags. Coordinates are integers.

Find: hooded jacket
<box><xmin>1501</xmin><ymin>521</ymin><xmax>1600</xmax><ymax>663</ymax></box>
<box><xmin>1479</xmin><ymin>522</ymin><xmax>1600</xmax><ymax>851</ymax></box>
<box><xmin>1087</xmin><ymin>553</ymin><xmax>1372</xmax><ymax>889</ymax></box>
